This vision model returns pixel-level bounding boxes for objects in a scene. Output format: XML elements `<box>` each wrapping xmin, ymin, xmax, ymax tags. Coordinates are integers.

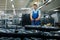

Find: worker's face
<box><xmin>33</xmin><ymin>5</ymin><xmax>37</xmax><ymax>10</ymax></box>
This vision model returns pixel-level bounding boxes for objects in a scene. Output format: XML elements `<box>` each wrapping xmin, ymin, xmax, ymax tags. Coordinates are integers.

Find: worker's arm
<box><xmin>30</xmin><ymin>11</ymin><xmax>34</xmax><ymax>21</ymax></box>
<box><xmin>36</xmin><ymin>10</ymin><xmax>41</xmax><ymax>21</ymax></box>
<box><xmin>30</xmin><ymin>13</ymin><xmax>34</xmax><ymax>21</ymax></box>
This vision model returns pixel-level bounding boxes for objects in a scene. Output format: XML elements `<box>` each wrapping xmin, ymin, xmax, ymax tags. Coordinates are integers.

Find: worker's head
<box><xmin>33</xmin><ymin>4</ymin><xmax>38</xmax><ymax>10</ymax></box>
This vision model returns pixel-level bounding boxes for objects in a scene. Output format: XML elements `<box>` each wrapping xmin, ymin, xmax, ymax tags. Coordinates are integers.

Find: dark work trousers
<box><xmin>31</xmin><ymin>19</ymin><xmax>40</xmax><ymax>25</ymax></box>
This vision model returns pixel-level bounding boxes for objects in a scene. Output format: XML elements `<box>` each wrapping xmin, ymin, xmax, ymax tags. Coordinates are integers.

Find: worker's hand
<box><xmin>30</xmin><ymin>18</ymin><xmax>34</xmax><ymax>21</ymax></box>
<box><xmin>35</xmin><ymin>19</ymin><xmax>39</xmax><ymax>21</ymax></box>
<box><xmin>35</xmin><ymin>18</ymin><xmax>40</xmax><ymax>21</ymax></box>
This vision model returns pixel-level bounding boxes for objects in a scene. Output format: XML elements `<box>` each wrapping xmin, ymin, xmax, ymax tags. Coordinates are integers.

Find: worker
<box><xmin>30</xmin><ymin>3</ymin><xmax>41</xmax><ymax>25</ymax></box>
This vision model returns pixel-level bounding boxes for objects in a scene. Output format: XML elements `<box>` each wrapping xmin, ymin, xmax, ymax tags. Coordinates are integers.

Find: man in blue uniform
<box><xmin>30</xmin><ymin>3</ymin><xmax>41</xmax><ymax>25</ymax></box>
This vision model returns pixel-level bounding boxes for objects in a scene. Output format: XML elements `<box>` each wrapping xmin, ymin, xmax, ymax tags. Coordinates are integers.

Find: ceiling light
<box><xmin>38</xmin><ymin>5</ymin><xmax>45</xmax><ymax>9</ymax></box>
<box><xmin>39</xmin><ymin>6</ymin><xmax>43</xmax><ymax>8</ymax></box>
<box><xmin>12</xmin><ymin>4</ymin><xmax>14</xmax><ymax>8</ymax></box>
<box><xmin>11</xmin><ymin>0</ymin><xmax>13</xmax><ymax>1</ymax></box>
<box><xmin>13</xmin><ymin>8</ymin><xmax>16</xmax><ymax>15</ymax></box>
<box><xmin>54</xmin><ymin>10</ymin><xmax>59</xmax><ymax>11</ymax></box>
<box><xmin>21</xmin><ymin>8</ymin><xmax>31</xmax><ymax>10</ymax></box>
<box><xmin>48</xmin><ymin>0</ymin><xmax>52</xmax><ymax>2</ymax></box>
<box><xmin>34</xmin><ymin>2</ymin><xmax>38</xmax><ymax>4</ymax></box>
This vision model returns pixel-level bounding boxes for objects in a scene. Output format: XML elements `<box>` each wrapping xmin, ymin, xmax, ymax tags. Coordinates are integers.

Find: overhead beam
<box><xmin>41</xmin><ymin>0</ymin><xmax>60</xmax><ymax>12</ymax></box>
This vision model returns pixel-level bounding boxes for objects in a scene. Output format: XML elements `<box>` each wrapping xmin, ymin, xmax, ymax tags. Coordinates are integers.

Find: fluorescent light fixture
<box><xmin>21</xmin><ymin>8</ymin><xmax>31</xmax><ymax>10</ymax></box>
<box><xmin>54</xmin><ymin>10</ymin><xmax>59</xmax><ymax>11</ymax></box>
<box><xmin>12</xmin><ymin>4</ymin><xmax>14</xmax><ymax>8</ymax></box>
<box><xmin>11</xmin><ymin>0</ymin><xmax>13</xmax><ymax>1</ymax></box>
<box><xmin>34</xmin><ymin>2</ymin><xmax>38</xmax><ymax>4</ymax></box>
<box><xmin>48</xmin><ymin>0</ymin><xmax>52</xmax><ymax>2</ymax></box>
<box><xmin>13</xmin><ymin>8</ymin><xmax>16</xmax><ymax>15</ymax></box>
<box><xmin>39</xmin><ymin>6</ymin><xmax>43</xmax><ymax>8</ymax></box>
<box><xmin>38</xmin><ymin>5</ymin><xmax>45</xmax><ymax>9</ymax></box>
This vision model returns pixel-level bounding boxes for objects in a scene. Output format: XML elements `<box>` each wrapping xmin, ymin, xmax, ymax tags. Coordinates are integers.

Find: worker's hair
<box><xmin>33</xmin><ymin>4</ymin><xmax>37</xmax><ymax>7</ymax></box>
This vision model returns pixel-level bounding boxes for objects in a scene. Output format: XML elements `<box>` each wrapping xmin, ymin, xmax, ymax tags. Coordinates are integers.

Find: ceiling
<box><xmin>41</xmin><ymin>0</ymin><xmax>60</xmax><ymax>12</ymax></box>
<box><xmin>0</xmin><ymin>0</ymin><xmax>41</xmax><ymax>11</ymax></box>
<box><xmin>0</xmin><ymin>0</ymin><xmax>60</xmax><ymax>12</ymax></box>
<box><xmin>0</xmin><ymin>0</ymin><xmax>31</xmax><ymax>11</ymax></box>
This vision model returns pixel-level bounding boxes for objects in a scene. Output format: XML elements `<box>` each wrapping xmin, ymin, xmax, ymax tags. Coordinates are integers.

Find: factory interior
<box><xmin>0</xmin><ymin>0</ymin><xmax>60</xmax><ymax>40</ymax></box>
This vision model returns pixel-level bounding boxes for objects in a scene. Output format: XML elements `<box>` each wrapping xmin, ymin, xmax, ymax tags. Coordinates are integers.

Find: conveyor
<box><xmin>25</xmin><ymin>25</ymin><xmax>60</xmax><ymax>31</ymax></box>
<box><xmin>0</xmin><ymin>25</ymin><xmax>60</xmax><ymax>40</ymax></box>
